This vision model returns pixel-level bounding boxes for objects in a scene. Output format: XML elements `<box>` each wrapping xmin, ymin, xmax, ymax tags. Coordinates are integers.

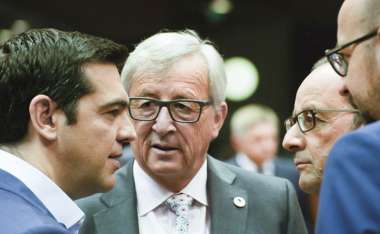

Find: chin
<box><xmin>97</xmin><ymin>176</ymin><xmax>117</xmax><ymax>193</ymax></box>
<box><xmin>152</xmin><ymin>165</ymin><xmax>183</xmax><ymax>176</ymax></box>
<box><xmin>299</xmin><ymin>179</ymin><xmax>319</xmax><ymax>194</ymax></box>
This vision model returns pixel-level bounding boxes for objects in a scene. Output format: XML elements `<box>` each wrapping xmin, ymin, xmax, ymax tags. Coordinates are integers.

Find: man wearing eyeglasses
<box><xmin>317</xmin><ymin>1</ymin><xmax>380</xmax><ymax>233</ymax></box>
<box><xmin>283</xmin><ymin>60</ymin><xmax>362</xmax><ymax>195</ymax></box>
<box><xmin>78</xmin><ymin>30</ymin><xmax>307</xmax><ymax>234</ymax></box>
<box><xmin>283</xmin><ymin>59</ymin><xmax>363</xmax><ymax>233</ymax></box>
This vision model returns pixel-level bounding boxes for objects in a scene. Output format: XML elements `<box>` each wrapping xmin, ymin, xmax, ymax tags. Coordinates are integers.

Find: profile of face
<box><xmin>128</xmin><ymin>54</ymin><xmax>227</xmax><ymax>191</ymax></box>
<box><xmin>55</xmin><ymin>63</ymin><xmax>136</xmax><ymax>198</ymax></box>
<box><xmin>232</xmin><ymin>122</ymin><xmax>278</xmax><ymax>165</ymax></box>
<box><xmin>337</xmin><ymin>0</ymin><xmax>380</xmax><ymax>120</ymax></box>
<box><xmin>282</xmin><ymin>64</ymin><xmax>358</xmax><ymax>193</ymax></box>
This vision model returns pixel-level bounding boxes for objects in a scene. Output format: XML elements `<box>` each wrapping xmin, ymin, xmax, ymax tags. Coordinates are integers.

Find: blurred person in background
<box><xmin>227</xmin><ymin>103</ymin><xmax>312</xmax><ymax>232</ymax></box>
<box><xmin>78</xmin><ymin>29</ymin><xmax>307</xmax><ymax>234</ymax></box>
<box><xmin>0</xmin><ymin>28</ymin><xmax>136</xmax><ymax>233</ymax></box>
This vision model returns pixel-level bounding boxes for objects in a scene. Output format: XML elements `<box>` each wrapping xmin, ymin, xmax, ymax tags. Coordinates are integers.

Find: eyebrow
<box><xmin>292</xmin><ymin>105</ymin><xmax>316</xmax><ymax>116</ymax></box>
<box><xmin>98</xmin><ymin>99</ymin><xmax>128</xmax><ymax>111</ymax></box>
<box><xmin>136</xmin><ymin>87</ymin><xmax>199</xmax><ymax>100</ymax></box>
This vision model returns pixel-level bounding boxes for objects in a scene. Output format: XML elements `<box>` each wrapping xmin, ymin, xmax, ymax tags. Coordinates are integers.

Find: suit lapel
<box><xmin>207</xmin><ymin>156</ymin><xmax>248</xmax><ymax>234</ymax></box>
<box><xmin>93</xmin><ymin>160</ymin><xmax>139</xmax><ymax>234</ymax></box>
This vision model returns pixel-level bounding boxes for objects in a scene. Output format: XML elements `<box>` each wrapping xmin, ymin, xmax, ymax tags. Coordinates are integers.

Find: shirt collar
<box><xmin>133</xmin><ymin>158</ymin><xmax>208</xmax><ymax>216</ymax></box>
<box><xmin>0</xmin><ymin>149</ymin><xmax>84</xmax><ymax>229</ymax></box>
<box><xmin>236</xmin><ymin>153</ymin><xmax>275</xmax><ymax>175</ymax></box>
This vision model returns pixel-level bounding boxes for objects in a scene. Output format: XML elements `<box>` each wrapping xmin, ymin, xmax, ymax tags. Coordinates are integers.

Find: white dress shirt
<box><xmin>0</xmin><ymin>149</ymin><xmax>84</xmax><ymax>232</ymax></box>
<box><xmin>235</xmin><ymin>153</ymin><xmax>275</xmax><ymax>175</ymax></box>
<box><xmin>134</xmin><ymin>159</ymin><xmax>210</xmax><ymax>234</ymax></box>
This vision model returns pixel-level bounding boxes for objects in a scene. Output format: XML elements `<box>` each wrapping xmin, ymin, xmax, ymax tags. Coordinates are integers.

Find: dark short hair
<box><xmin>0</xmin><ymin>28</ymin><xmax>128</xmax><ymax>143</ymax></box>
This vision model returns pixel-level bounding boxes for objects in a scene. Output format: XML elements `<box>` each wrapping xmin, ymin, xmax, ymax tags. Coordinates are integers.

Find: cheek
<box><xmin>180</xmin><ymin>125</ymin><xmax>210</xmax><ymax>156</ymax></box>
<box><xmin>131</xmin><ymin>123</ymin><xmax>152</xmax><ymax>157</ymax></box>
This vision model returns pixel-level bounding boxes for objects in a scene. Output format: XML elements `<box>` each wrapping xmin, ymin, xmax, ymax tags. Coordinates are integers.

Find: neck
<box><xmin>1</xmin><ymin>141</ymin><xmax>60</xmax><ymax>191</ymax></box>
<box><xmin>247</xmin><ymin>156</ymin><xmax>265</xmax><ymax>167</ymax></box>
<box><xmin>152</xmin><ymin>173</ymin><xmax>194</xmax><ymax>193</ymax></box>
<box><xmin>0</xmin><ymin>144</ymin><xmax>23</xmax><ymax>158</ymax></box>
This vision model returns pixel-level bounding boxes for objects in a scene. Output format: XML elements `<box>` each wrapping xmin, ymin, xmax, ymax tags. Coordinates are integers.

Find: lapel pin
<box><xmin>233</xmin><ymin>196</ymin><xmax>246</xmax><ymax>208</ymax></box>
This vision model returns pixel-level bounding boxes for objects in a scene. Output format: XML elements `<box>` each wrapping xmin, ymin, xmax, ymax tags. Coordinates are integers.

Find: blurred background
<box><xmin>0</xmin><ymin>0</ymin><xmax>342</xmax><ymax>159</ymax></box>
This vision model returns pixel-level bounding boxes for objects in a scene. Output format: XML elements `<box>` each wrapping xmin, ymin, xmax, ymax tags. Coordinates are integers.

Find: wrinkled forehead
<box><xmin>128</xmin><ymin>55</ymin><xmax>210</xmax><ymax>97</ymax></box>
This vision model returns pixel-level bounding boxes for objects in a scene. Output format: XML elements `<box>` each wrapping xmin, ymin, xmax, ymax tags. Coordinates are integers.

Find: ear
<box><xmin>211</xmin><ymin>101</ymin><xmax>228</xmax><ymax>139</ymax></box>
<box><xmin>29</xmin><ymin>95</ymin><xmax>59</xmax><ymax>141</ymax></box>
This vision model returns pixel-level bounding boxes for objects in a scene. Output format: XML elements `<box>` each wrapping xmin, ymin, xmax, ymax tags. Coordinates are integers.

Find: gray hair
<box><xmin>230</xmin><ymin>104</ymin><xmax>279</xmax><ymax>136</ymax></box>
<box><xmin>121</xmin><ymin>29</ymin><xmax>227</xmax><ymax>106</ymax></box>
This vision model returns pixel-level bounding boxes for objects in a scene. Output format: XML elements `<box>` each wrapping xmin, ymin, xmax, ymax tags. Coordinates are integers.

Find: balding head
<box><xmin>282</xmin><ymin>63</ymin><xmax>362</xmax><ymax>193</ymax></box>
<box><xmin>335</xmin><ymin>0</ymin><xmax>380</xmax><ymax>120</ymax></box>
<box><xmin>338</xmin><ymin>0</ymin><xmax>378</xmax><ymax>43</ymax></box>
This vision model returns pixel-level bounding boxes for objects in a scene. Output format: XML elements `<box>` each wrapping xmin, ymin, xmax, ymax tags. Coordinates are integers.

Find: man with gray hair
<box><xmin>228</xmin><ymin>104</ymin><xmax>288</xmax><ymax>175</ymax></box>
<box><xmin>78</xmin><ymin>30</ymin><xmax>307</xmax><ymax>234</ymax></box>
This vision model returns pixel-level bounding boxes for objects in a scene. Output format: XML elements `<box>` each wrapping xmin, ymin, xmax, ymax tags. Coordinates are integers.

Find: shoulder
<box><xmin>0</xmin><ymin>189</ymin><xmax>67</xmax><ymax>233</ymax></box>
<box><xmin>223</xmin><ymin>156</ymin><xmax>239</xmax><ymax>167</ymax></box>
<box><xmin>77</xmin><ymin>163</ymin><xmax>131</xmax><ymax>215</ymax></box>
<box><xmin>208</xmin><ymin>156</ymin><xmax>305</xmax><ymax>232</ymax></box>
<box><xmin>336</xmin><ymin>121</ymin><xmax>380</xmax><ymax>147</ymax></box>
<box><xmin>324</xmin><ymin>122</ymin><xmax>380</xmax><ymax>184</ymax></box>
<box><xmin>330</xmin><ymin>121</ymin><xmax>380</xmax><ymax>163</ymax></box>
<box><xmin>76</xmin><ymin>193</ymin><xmax>104</xmax><ymax>217</ymax></box>
<box><xmin>209</xmin><ymin>156</ymin><xmax>294</xmax><ymax>196</ymax></box>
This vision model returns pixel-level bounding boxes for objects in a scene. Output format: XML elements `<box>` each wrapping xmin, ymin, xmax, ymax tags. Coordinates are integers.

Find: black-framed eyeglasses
<box><xmin>284</xmin><ymin>108</ymin><xmax>360</xmax><ymax>133</ymax></box>
<box><xmin>325</xmin><ymin>29</ymin><xmax>378</xmax><ymax>77</ymax></box>
<box><xmin>128</xmin><ymin>97</ymin><xmax>212</xmax><ymax>123</ymax></box>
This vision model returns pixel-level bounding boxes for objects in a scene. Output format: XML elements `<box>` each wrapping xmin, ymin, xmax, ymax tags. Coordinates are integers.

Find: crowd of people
<box><xmin>0</xmin><ymin>0</ymin><xmax>379</xmax><ymax>233</ymax></box>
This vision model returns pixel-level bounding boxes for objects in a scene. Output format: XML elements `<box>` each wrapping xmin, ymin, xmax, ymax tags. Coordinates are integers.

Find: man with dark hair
<box><xmin>317</xmin><ymin>0</ymin><xmax>380</xmax><ymax>233</ymax></box>
<box><xmin>0</xmin><ymin>28</ymin><xmax>136</xmax><ymax>233</ymax></box>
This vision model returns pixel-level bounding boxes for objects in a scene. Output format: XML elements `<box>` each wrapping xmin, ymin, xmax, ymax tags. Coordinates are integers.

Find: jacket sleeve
<box><xmin>316</xmin><ymin>131</ymin><xmax>380</xmax><ymax>234</ymax></box>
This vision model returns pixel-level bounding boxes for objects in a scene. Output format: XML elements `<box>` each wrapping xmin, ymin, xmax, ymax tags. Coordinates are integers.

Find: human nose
<box><xmin>282</xmin><ymin>125</ymin><xmax>305</xmax><ymax>153</ymax></box>
<box><xmin>117</xmin><ymin>112</ymin><xmax>137</xmax><ymax>145</ymax></box>
<box><xmin>152</xmin><ymin>106</ymin><xmax>176</xmax><ymax>136</ymax></box>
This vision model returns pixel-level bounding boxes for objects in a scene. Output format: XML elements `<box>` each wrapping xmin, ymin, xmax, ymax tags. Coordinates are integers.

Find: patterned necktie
<box><xmin>166</xmin><ymin>193</ymin><xmax>193</xmax><ymax>234</ymax></box>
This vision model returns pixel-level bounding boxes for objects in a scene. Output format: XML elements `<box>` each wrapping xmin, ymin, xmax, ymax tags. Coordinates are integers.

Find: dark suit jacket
<box><xmin>226</xmin><ymin>156</ymin><xmax>312</xmax><ymax>232</ymax></box>
<box><xmin>78</xmin><ymin>156</ymin><xmax>307</xmax><ymax>234</ymax></box>
<box><xmin>316</xmin><ymin>121</ymin><xmax>380</xmax><ymax>234</ymax></box>
<box><xmin>0</xmin><ymin>169</ymin><xmax>72</xmax><ymax>234</ymax></box>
